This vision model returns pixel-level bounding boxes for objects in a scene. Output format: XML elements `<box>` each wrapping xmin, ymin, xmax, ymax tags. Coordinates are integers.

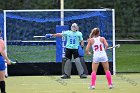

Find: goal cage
<box><xmin>1</xmin><ymin>9</ymin><xmax>116</xmax><ymax>75</ymax></box>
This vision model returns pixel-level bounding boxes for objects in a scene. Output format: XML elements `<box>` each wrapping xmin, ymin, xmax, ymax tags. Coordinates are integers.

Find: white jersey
<box><xmin>91</xmin><ymin>36</ymin><xmax>108</xmax><ymax>63</ymax></box>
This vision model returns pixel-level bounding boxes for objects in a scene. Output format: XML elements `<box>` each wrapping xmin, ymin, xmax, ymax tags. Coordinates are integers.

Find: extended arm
<box><xmin>0</xmin><ymin>40</ymin><xmax>11</xmax><ymax>65</ymax></box>
<box><xmin>86</xmin><ymin>39</ymin><xmax>91</xmax><ymax>55</ymax></box>
<box><xmin>103</xmin><ymin>37</ymin><xmax>108</xmax><ymax>50</ymax></box>
<box><xmin>52</xmin><ymin>33</ymin><xmax>63</xmax><ymax>37</ymax></box>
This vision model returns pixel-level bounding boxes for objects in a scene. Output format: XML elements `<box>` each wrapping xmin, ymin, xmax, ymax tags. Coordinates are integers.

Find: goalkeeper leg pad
<box><xmin>75</xmin><ymin>58</ymin><xmax>84</xmax><ymax>76</ymax></box>
<box><xmin>80</xmin><ymin>57</ymin><xmax>89</xmax><ymax>75</ymax></box>
<box><xmin>63</xmin><ymin>58</ymin><xmax>71</xmax><ymax>76</ymax></box>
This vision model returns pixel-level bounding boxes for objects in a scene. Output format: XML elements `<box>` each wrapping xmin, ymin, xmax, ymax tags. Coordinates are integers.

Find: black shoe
<box><xmin>80</xmin><ymin>74</ymin><xmax>87</xmax><ymax>79</ymax></box>
<box><xmin>60</xmin><ymin>74</ymin><xmax>71</xmax><ymax>79</ymax></box>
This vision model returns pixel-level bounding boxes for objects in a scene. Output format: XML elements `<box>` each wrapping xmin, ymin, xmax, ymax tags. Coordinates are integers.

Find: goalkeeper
<box><xmin>46</xmin><ymin>23</ymin><xmax>87</xmax><ymax>79</ymax></box>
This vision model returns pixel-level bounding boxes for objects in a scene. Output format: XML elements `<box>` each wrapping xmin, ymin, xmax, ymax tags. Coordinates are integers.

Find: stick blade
<box><xmin>116</xmin><ymin>44</ymin><xmax>120</xmax><ymax>48</ymax></box>
<box><xmin>10</xmin><ymin>61</ymin><xmax>16</xmax><ymax>64</ymax></box>
<box><xmin>10</xmin><ymin>59</ymin><xmax>18</xmax><ymax>64</ymax></box>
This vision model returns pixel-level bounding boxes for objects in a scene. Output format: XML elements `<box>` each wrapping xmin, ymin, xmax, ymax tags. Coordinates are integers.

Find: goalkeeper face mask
<box><xmin>71</xmin><ymin>23</ymin><xmax>79</xmax><ymax>31</ymax></box>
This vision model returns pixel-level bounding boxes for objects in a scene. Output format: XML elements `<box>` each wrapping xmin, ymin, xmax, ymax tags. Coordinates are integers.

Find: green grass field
<box><xmin>6</xmin><ymin>44</ymin><xmax>140</xmax><ymax>93</ymax></box>
<box><xmin>116</xmin><ymin>44</ymin><xmax>140</xmax><ymax>72</ymax></box>
<box><xmin>6</xmin><ymin>74</ymin><xmax>140</xmax><ymax>93</ymax></box>
<box><xmin>7</xmin><ymin>44</ymin><xmax>140</xmax><ymax>72</ymax></box>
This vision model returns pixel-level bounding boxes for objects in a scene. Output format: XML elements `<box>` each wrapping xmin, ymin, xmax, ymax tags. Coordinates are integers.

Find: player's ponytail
<box><xmin>89</xmin><ymin>28</ymin><xmax>100</xmax><ymax>38</ymax></box>
<box><xmin>89</xmin><ymin>30</ymin><xmax>94</xmax><ymax>39</ymax></box>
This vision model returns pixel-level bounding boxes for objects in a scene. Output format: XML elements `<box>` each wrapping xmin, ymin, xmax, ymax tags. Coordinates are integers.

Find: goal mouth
<box><xmin>3</xmin><ymin>9</ymin><xmax>115</xmax><ymax>64</ymax></box>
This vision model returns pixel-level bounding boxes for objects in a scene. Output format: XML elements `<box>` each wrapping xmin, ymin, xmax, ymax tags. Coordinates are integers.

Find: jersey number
<box><xmin>94</xmin><ymin>44</ymin><xmax>103</xmax><ymax>51</ymax></box>
<box><xmin>70</xmin><ymin>36</ymin><xmax>76</xmax><ymax>44</ymax></box>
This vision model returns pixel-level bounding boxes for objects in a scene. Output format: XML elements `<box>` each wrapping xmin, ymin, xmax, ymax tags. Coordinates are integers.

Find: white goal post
<box><xmin>3</xmin><ymin>9</ymin><xmax>116</xmax><ymax>75</ymax></box>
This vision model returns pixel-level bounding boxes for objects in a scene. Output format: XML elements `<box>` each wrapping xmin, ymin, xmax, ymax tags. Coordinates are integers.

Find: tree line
<box><xmin>0</xmin><ymin>0</ymin><xmax>139</xmax><ymax>39</ymax></box>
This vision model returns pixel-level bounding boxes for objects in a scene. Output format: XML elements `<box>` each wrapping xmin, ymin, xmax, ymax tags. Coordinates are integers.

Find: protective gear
<box><xmin>62</xmin><ymin>57</ymin><xmax>72</xmax><ymax>76</ymax></box>
<box><xmin>62</xmin><ymin>57</ymin><xmax>88</xmax><ymax>77</ymax></box>
<box><xmin>80</xmin><ymin>57</ymin><xmax>88</xmax><ymax>75</ymax></box>
<box><xmin>45</xmin><ymin>34</ymin><xmax>53</xmax><ymax>38</ymax></box>
<box><xmin>78</xmin><ymin>45</ymin><xmax>84</xmax><ymax>57</ymax></box>
<box><xmin>74</xmin><ymin>58</ymin><xmax>84</xmax><ymax>76</ymax></box>
<box><xmin>71</xmin><ymin>23</ymin><xmax>79</xmax><ymax>31</ymax></box>
<box><xmin>62</xmin><ymin>57</ymin><xmax>68</xmax><ymax>75</ymax></box>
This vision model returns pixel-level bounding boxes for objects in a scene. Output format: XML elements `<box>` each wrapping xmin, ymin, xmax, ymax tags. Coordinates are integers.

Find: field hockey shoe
<box><xmin>109</xmin><ymin>84</ymin><xmax>113</xmax><ymax>89</ymax></box>
<box><xmin>80</xmin><ymin>74</ymin><xmax>87</xmax><ymax>79</ymax></box>
<box><xmin>60</xmin><ymin>74</ymin><xmax>71</xmax><ymax>79</ymax></box>
<box><xmin>88</xmin><ymin>85</ymin><xmax>95</xmax><ymax>90</ymax></box>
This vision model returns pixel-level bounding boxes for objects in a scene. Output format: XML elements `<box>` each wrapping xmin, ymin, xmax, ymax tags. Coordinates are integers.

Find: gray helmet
<box><xmin>71</xmin><ymin>23</ymin><xmax>79</xmax><ymax>31</ymax></box>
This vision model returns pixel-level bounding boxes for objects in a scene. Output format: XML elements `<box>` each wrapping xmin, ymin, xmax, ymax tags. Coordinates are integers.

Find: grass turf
<box><xmin>116</xmin><ymin>44</ymin><xmax>140</xmax><ymax>72</ymax></box>
<box><xmin>7</xmin><ymin>44</ymin><xmax>140</xmax><ymax>72</ymax></box>
<box><xmin>6</xmin><ymin>74</ymin><xmax>140</xmax><ymax>93</ymax></box>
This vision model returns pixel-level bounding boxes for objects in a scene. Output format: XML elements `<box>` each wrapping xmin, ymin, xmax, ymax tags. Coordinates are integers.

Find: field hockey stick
<box><xmin>10</xmin><ymin>59</ymin><xmax>18</xmax><ymax>65</ymax></box>
<box><xmin>107</xmin><ymin>44</ymin><xmax>120</xmax><ymax>49</ymax></box>
<box><xmin>33</xmin><ymin>34</ymin><xmax>53</xmax><ymax>38</ymax></box>
<box><xmin>33</xmin><ymin>36</ymin><xmax>46</xmax><ymax>38</ymax></box>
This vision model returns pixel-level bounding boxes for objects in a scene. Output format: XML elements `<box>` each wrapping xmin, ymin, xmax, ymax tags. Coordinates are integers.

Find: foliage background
<box><xmin>0</xmin><ymin>0</ymin><xmax>139</xmax><ymax>40</ymax></box>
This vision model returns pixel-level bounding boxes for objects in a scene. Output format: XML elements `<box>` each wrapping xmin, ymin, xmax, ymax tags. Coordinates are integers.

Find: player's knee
<box><xmin>62</xmin><ymin>57</ymin><xmax>70</xmax><ymax>62</ymax></box>
<box><xmin>74</xmin><ymin>57</ymin><xmax>78</xmax><ymax>60</ymax></box>
<box><xmin>74</xmin><ymin>56</ymin><xmax>80</xmax><ymax>59</ymax></box>
<box><xmin>104</xmin><ymin>68</ymin><xmax>109</xmax><ymax>72</ymax></box>
<box><xmin>74</xmin><ymin>57</ymin><xmax>80</xmax><ymax>62</ymax></box>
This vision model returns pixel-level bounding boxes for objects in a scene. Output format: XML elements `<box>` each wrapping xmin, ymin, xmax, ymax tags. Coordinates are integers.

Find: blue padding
<box><xmin>78</xmin><ymin>45</ymin><xmax>84</xmax><ymax>57</ymax></box>
<box><xmin>56</xmin><ymin>25</ymin><xmax>69</xmax><ymax>62</ymax></box>
<box><xmin>45</xmin><ymin>34</ymin><xmax>53</xmax><ymax>38</ymax></box>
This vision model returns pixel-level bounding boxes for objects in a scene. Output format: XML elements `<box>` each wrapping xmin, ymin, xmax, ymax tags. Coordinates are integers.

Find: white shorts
<box><xmin>92</xmin><ymin>52</ymin><xmax>108</xmax><ymax>63</ymax></box>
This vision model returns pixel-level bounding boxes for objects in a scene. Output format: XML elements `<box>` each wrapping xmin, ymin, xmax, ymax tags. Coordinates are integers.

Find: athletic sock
<box><xmin>91</xmin><ymin>72</ymin><xmax>96</xmax><ymax>86</ymax></box>
<box><xmin>0</xmin><ymin>81</ymin><xmax>6</xmax><ymax>93</ymax></box>
<box><xmin>105</xmin><ymin>71</ymin><xmax>112</xmax><ymax>85</ymax></box>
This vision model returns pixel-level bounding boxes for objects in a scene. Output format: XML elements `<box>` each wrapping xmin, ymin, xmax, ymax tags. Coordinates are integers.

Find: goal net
<box><xmin>3</xmin><ymin>9</ymin><xmax>115</xmax><ymax>73</ymax></box>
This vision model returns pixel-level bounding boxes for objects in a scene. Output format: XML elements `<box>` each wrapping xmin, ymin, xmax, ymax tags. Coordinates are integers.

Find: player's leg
<box><xmin>0</xmin><ymin>71</ymin><xmax>6</xmax><ymax>93</ymax></box>
<box><xmin>61</xmin><ymin>58</ymin><xmax>72</xmax><ymax>79</ymax></box>
<box><xmin>101</xmin><ymin>62</ymin><xmax>113</xmax><ymax>89</ymax></box>
<box><xmin>79</xmin><ymin>57</ymin><xmax>88</xmax><ymax>75</ymax></box>
<box><xmin>61</xmin><ymin>48</ymin><xmax>72</xmax><ymax>79</ymax></box>
<box><xmin>78</xmin><ymin>45</ymin><xmax>88</xmax><ymax>75</ymax></box>
<box><xmin>61</xmin><ymin>57</ymin><xmax>67</xmax><ymax>75</ymax></box>
<box><xmin>89</xmin><ymin>62</ymin><xmax>99</xmax><ymax>89</ymax></box>
<box><xmin>0</xmin><ymin>62</ymin><xmax>6</xmax><ymax>93</ymax></box>
<box><xmin>73</xmin><ymin>49</ymin><xmax>87</xmax><ymax>78</ymax></box>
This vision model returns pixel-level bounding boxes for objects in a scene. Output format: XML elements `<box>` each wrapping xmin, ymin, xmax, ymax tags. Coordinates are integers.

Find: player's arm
<box><xmin>79</xmin><ymin>32</ymin><xmax>84</xmax><ymax>47</ymax></box>
<box><xmin>46</xmin><ymin>31</ymin><xmax>69</xmax><ymax>38</ymax></box>
<box><xmin>45</xmin><ymin>30</ymin><xmax>69</xmax><ymax>38</ymax></box>
<box><xmin>85</xmin><ymin>39</ymin><xmax>92</xmax><ymax>55</ymax></box>
<box><xmin>45</xmin><ymin>33</ymin><xmax>62</xmax><ymax>38</ymax></box>
<box><xmin>102</xmin><ymin>37</ymin><xmax>108</xmax><ymax>50</ymax></box>
<box><xmin>80</xmin><ymin>40</ymin><xmax>84</xmax><ymax>47</ymax></box>
<box><xmin>52</xmin><ymin>33</ymin><xmax>62</xmax><ymax>37</ymax></box>
<box><xmin>0</xmin><ymin>40</ymin><xmax>11</xmax><ymax>65</ymax></box>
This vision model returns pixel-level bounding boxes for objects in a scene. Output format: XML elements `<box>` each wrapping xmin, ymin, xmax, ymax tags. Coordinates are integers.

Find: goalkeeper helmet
<box><xmin>71</xmin><ymin>23</ymin><xmax>79</xmax><ymax>31</ymax></box>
